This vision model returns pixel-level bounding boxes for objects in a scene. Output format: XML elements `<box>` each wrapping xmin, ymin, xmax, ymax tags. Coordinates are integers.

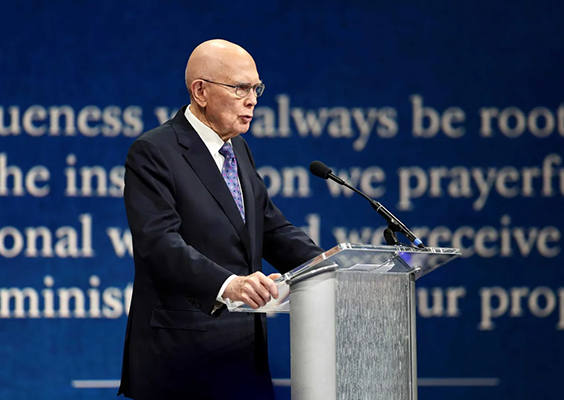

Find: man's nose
<box><xmin>244</xmin><ymin>91</ymin><xmax>258</xmax><ymax>107</ymax></box>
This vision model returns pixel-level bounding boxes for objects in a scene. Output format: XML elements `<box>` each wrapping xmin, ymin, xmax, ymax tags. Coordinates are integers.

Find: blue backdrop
<box><xmin>1</xmin><ymin>1</ymin><xmax>563</xmax><ymax>399</ymax></box>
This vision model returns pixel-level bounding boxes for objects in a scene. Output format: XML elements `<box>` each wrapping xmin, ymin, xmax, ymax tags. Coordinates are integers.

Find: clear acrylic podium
<box><xmin>228</xmin><ymin>243</ymin><xmax>461</xmax><ymax>400</ymax></box>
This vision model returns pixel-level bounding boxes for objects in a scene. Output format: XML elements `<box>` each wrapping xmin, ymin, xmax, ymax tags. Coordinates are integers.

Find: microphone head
<box><xmin>309</xmin><ymin>160</ymin><xmax>332</xmax><ymax>179</ymax></box>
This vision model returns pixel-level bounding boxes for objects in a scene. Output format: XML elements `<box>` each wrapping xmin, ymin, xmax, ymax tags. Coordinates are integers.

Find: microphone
<box><xmin>309</xmin><ymin>160</ymin><xmax>425</xmax><ymax>248</ymax></box>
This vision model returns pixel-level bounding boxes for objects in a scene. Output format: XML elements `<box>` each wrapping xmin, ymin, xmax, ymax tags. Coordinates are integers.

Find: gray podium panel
<box><xmin>290</xmin><ymin>271</ymin><xmax>416</xmax><ymax>400</ymax></box>
<box><xmin>335</xmin><ymin>271</ymin><xmax>416</xmax><ymax>400</ymax></box>
<box><xmin>290</xmin><ymin>270</ymin><xmax>337</xmax><ymax>400</ymax></box>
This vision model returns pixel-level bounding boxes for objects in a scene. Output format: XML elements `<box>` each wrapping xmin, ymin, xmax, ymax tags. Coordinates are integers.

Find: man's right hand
<box><xmin>222</xmin><ymin>272</ymin><xmax>280</xmax><ymax>309</ymax></box>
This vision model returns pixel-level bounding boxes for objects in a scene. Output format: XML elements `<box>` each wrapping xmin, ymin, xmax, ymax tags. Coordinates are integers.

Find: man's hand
<box><xmin>223</xmin><ymin>272</ymin><xmax>281</xmax><ymax>309</ymax></box>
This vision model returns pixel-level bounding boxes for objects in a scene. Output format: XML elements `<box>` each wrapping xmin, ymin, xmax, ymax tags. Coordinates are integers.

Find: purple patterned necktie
<box><xmin>219</xmin><ymin>142</ymin><xmax>245</xmax><ymax>223</ymax></box>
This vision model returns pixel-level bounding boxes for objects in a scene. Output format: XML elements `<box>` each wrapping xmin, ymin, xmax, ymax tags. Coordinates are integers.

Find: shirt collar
<box><xmin>184</xmin><ymin>104</ymin><xmax>228</xmax><ymax>155</ymax></box>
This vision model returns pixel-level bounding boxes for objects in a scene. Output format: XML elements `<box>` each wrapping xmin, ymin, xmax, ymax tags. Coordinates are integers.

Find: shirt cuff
<box><xmin>216</xmin><ymin>274</ymin><xmax>237</xmax><ymax>304</ymax></box>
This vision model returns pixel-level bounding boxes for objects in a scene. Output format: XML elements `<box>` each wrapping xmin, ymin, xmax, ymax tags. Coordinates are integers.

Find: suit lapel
<box><xmin>233</xmin><ymin>138</ymin><xmax>257</xmax><ymax>264</ymax></box>
<box><xmin>171</xmin><ymin>107</ymin><xmax>252</xmax><ymax>264</ymax></box>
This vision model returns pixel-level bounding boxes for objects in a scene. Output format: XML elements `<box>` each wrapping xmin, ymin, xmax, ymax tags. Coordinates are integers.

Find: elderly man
<box><xmin>118</xmin><ymin>39</ymin><xmax>323</xmax><ymax>400</ymax></box>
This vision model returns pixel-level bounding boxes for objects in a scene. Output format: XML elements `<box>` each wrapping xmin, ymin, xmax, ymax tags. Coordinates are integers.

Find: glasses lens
<box><xmin>235</xmin><ymin>83</ymin><xmax>252</xmax><ymax>97</ymax></box>
<box><xmin>255</xmin><ymin>83</ymin><xmax>265</xmax><ymax>97</ymax></box>
<box><xmin>234</xmin><ymin>83</ymin><xmax>265</xmax><ymax>97</ymax></box>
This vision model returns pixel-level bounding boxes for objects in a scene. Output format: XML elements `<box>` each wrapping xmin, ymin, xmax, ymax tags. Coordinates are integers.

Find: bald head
<box><xmin>184</xmin><ymin>40</ymin><xmax>262</xmax><ymax>141</ymax></box>
<box><xmin>185</xmin><ymin>39</ymin><xmax>257</xmax><ymax>95</ymax></box>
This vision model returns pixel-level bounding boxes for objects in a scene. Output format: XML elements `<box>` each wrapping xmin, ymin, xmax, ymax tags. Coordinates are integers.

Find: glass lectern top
<box><xmin>226</xmin><ymin>243</ymin><xmax>461</xmax><ymax>313</ymax></box>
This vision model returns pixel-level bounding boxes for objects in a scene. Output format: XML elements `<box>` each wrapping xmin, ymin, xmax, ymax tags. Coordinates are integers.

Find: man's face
<box><xmin>204</xmin><ymin>61</ymin><xmax>261</xmax><ymax>141</ymax></box>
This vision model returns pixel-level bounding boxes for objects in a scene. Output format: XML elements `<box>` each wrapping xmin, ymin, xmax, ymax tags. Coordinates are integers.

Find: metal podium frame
<box><xmin>229</xmin><ymin>243</ymin><xmax>461</xmax><ymax>400</ymax></box>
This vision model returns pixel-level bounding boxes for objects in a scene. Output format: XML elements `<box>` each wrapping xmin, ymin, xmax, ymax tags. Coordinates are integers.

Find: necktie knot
<box><xmin>219</xmin><ymin>142</ymin><xmax>235</xmax><ymax>159</ymax></box>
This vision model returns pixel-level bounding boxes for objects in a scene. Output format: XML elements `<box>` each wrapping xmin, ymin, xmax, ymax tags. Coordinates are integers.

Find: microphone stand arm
<box><xmin>331</xmin><ymin>173</ymin><xmax>424</xmax><ymax>248</ymax></box>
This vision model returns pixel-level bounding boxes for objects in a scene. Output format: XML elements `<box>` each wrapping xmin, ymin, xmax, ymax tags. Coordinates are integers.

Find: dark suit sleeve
<box><xmin>261</xmin><ymin>197</ymin><xmax>324</xmax><ymax>273</ymax></box>
<box><xmin>124</xmin><ymin>138</ymin><xmax>232</xmax><ymax>314</ymax></box>
<box><xmin>239</xmin><ymin>140</ymin><xmax>324</xmax><ymax>273</ymax></box>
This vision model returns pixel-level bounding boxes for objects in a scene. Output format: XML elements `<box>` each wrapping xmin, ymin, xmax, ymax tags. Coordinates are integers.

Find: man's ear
<box><xmin>191</xmin><ymin>80</ymin><xmax>207</xmax><ymax>107</ymax></box>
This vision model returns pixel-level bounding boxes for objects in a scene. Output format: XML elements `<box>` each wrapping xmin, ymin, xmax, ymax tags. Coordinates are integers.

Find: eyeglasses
<box><xmin>201</xmin><ymin>79</ymin><xmax>265</xmax><ymax>98</ymax></box>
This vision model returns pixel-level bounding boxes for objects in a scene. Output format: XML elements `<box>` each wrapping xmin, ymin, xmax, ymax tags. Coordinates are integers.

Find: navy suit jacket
<box><xmin>118</xmin><ymin>106</ymin><xmax>322</xmax><ymax>400</ymax></box>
